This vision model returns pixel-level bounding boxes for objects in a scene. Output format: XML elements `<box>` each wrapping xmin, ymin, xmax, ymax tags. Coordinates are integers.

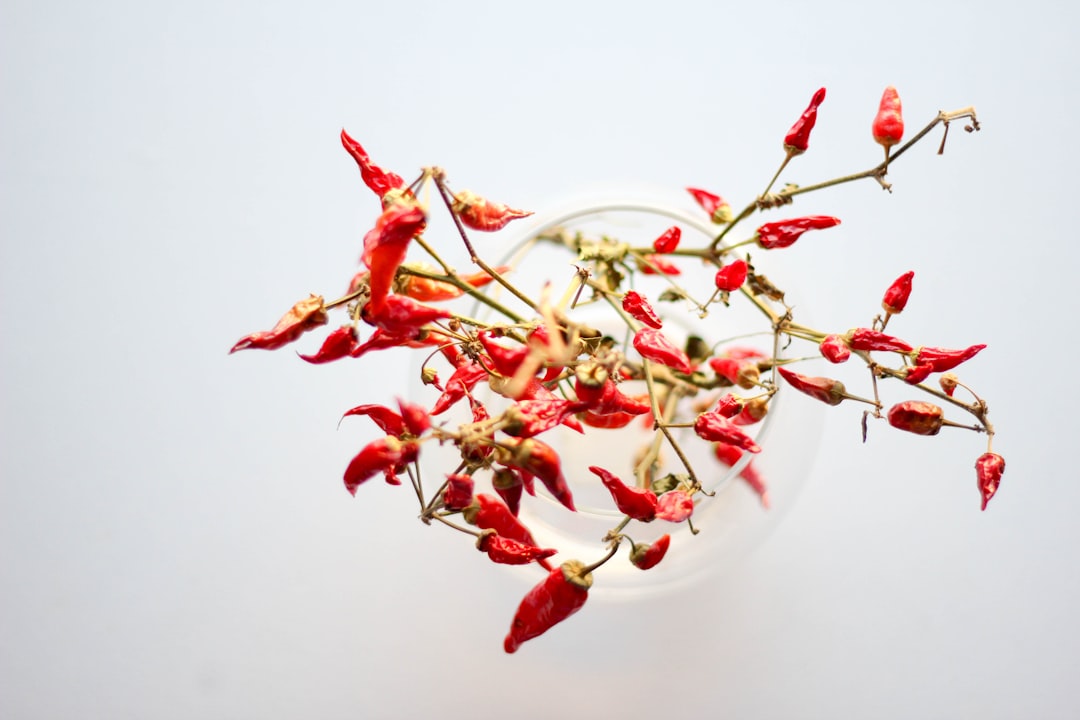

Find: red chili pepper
<box><xmin>714</xmin><ymin>259</ymin><xmax>748</xmax><ymax>292</ymax></box>
<box><xmin>341</xmin><ymin>403</ymin><xmax>407</xmax><ymax>436</ymax></box>
<box><xmin>819</xmin><ymin>334</ymin><xmax>851</xmax><ymax>364</ymax></box>
<box><xmin>298</xmin><ymin>325</ymin><xmax>359</xmax><ymax>364</ymax></box>
<box><xmin>975</xmin><ymin>452</ymin><xmax>1005</xmax><ymax>511</ymax></box>
<box><xmin>504</xmin><ymin>561</ymin><xmax>591</xmax><ymax>654</ymax></box>
<box><xmin>396</xmin><ymin>398</ymin><xmax>430</xmax><ymax>436</ymax></box>
<box><xmin>492</xmin><ymin>468</ymin><xmax>524</xmax><ymax>516</ymax></box>
<box><xmin>497</xmin><ymin>438</ymin><xmax>576</xmax><ymax>511</ymax></box>
<box><xmin>708</xmin><ymin>356</ymin><xmax>760</xmax><ymax>390</ymax></box>
<box><xmin>478</xmin><ymin>330</ymin><xmax>530</xmax><ymax>377</ymax></box>
<box><xmin>903</xmin><ymin>364</ymin><xmax>935</xmax><ymax>385</ymax></box>
<box><xmin>622</xmin><ymin>290</ymin><xmax>663</xmax><ymax>329</ymax></box>
<box><xmin>872</xmin><ymin>86</ymin><xmax>905</xmax><ymax>150</ymax></box>
<box><xmin>731</xmin><ymin>396</ymin><xmax>769</xmax><ymax>426</ymax></box>
<box><xmin>340</xmin><ymin>129</ymin><xmax>405</xmax><ymax>200</ymax></box>
<box><xmin>721</xmin><ymin>346</ymin><xmax>768</xmax><ymax>360</ymax></box>
<box><xmin>783</xmin><ymin>87</ymin><xmax>827</xmax><ymax>156</ymax></box>
<box><xmin>686</xmin><ymin>187</ymin><xmax>734</xmax><ymax>224</ymax></box>
<box><xmin>881</xmin><ymin>270</ymin><xmax>914</xmax><ymax>315</ymax></box>
<box><xmin>636</xmin><ymin>254</ymin><xmax>681</xmax><ymax>275</ymax></box>
<box><xmin>655</xmin><ymin>490</ymin><xmax>694</xmax><ymax>522</ymax></box>
<box><xmin>589</xmin><ymin>466</ymin><xmax>658</xmax><ymax>521</ymax></box>
<box><xmin>574</xmin><ymin>375</ymin><xmax>651</xmax><ymax>417</ymax></box>
<box><xmin>912</xmin><ymin>344</ymin><xmax>986</xmax><ymax>373</ymax></box>
<box><xmin>477</xmin><ymin>531</ymin><xmax>558</xmax><ymax>566</ymax></box>
<box><xmin>847</xmin><ymin>328</ymin><xmax>913</xmax><ymax>353</ymax></box>
<box><xmin>633</xmin><ymin>328</ymin><xmax>692</xmax><ymax>374</ymax></box>
<box><xmin>652</xmin><ymin>225</ymin><xmax>682</xmax><ymax>253</ymax></box>
<box><xmin>713</xmin><ymin>394</ymin><xmax>744</xmax><ymax>418</ymax></box>
<box><xmin>502</xmin><ymin>399</ymin><xmax>578</xmax><ymax>438</ymax></box>
<box><xmin>630</xmin><ymin>534</ymin><xmax>671</xmax><ymax>570</ymax></box>
<box><xmin>463</xmin><ymin>494</ymin><xmax>549</xmax><ymax>568</ymax></box>
<box><xmin>713</xmin><ymin>442</ymin><xmax>769</xmax><ymax>508</ymax></box>
<box><xmin>362</xmin><ymin>202</ymin><xmax>427</xmax><ymax>315</ymax></box>
<box><xmin>443</xmin><ymin>473</ymin><xmax>475</xmax><ymax>511</ymax></box>
<box><xmin>693</xmin><ymin>412</ymin><xmax>761</xmax><ymax>453</ymax></box>
<box><xmin>460</xmin><ymin>398</ymin><xmax>494</xmax><ymax>464</ymax></box>
<box><xmin>399</xmin><ymin>264</ymin><xmax>509</xmax><ymax>302</ymax></box>
<box><xmin>580</xmin><ymin>409</ymin><xmax>636</xmax><ymax>429</ymax></box>
<box><xmin>343</xmin><ymin>436</ymin><xmax>418</xmax><ymax>494</ymax></box>
<box><xmin>431</xmin><ymin>361</ymin><xmax>487</xmax><ymax>415</ymax></box>
<box><xmin>756</xmin><ymin>215</ymin><xmax>841</xmax><ymax>249</ymax></box>
<box><xmin>776</xmin><ymin>366</ymin><xmax>847</xmax><ymax>406</ymax></box>
<box><xmin>230</xmin><ymin>295</ymin><xmax>328</xmax><ymax>353</ymax></box>
<box><xmin>363</xmin><ymin>294</ymin><xmax>452</xmax><ymax>335</ymax></box>
<box><xmin>887</xmin><ymin>401</ymin><xmax>944</xmax><ymax>436</ymax></box>
<box><xmin>348</xmin><ymin>327</ymin><xmax>421</xmax><ymax>359</ymax></box>
<box><xmin>451</xmin><ymin>190</ymin><xmax>533</xmax><ymax>231</ymax></box>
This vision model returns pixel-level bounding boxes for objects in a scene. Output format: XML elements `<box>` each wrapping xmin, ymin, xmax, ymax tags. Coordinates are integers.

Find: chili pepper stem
<box><xmin>940</xmin><ymin>418</ymin><xmax>985</xmax><ymax>433</ymax></box>
<box><xmin>580</xmin><ymin>541</ymin><xmax>623</xmax><ymax>575</ymax></box>
<box><xmin>431</xmin><ymin>513</ymin><xmax>482</xmax><ymax>538</ymax></box>
<box><xmin>761</xmin><ymin>152</ymin><xmax>794</xmax><ymax>198</ymax></box>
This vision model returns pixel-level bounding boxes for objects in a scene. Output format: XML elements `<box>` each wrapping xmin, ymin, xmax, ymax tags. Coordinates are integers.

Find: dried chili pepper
<box><xmin>655</xmin><ymin>490</ymin><xmax>694</xmax><ymax>522</ymax></box>
<box><xmin>463</xmin><ymin>494</ymin><xmax>549</xmax><ymax>566</ymax></box>
<box><xmin>975</xmin><ymin>452</ymin><xmax>1005</xmax><ymax>511</ymax></box>
<box><xmin>783</xmin><ymin>87</ymin><xmax>827</xmax><ymax>156</ymax></box>
<box><xmin>633</xmin><ymin>327</ymin><xmax>693</xmax><ymax>374</ymax></box>
<box><xmin>451</xmin><ymin>190</ymin><xmax>533</xmax><ymax>231</ymax></box>
<box><xmin>713</xmin><ymin>442</ymin><xmax>769</xmax><ymax>508</ymax></box>
<box><xmin>686</xmin><ymin>187</ymin><xmax>734</xmax><ymax>224</ymax></box>
<box><xmin>362</xmin><ymin>202</ymin><xmax>427</xmax><ymax>315</ymax></box>
<box><xmin>589</xmin><ymin>466</ymin><xmax>658</xmax><ymax>521</ymax></box>
<box><xmin>580</xmin><ymin>409</ymin><xmax>636</xmax><ymax>429</ymax></box>
<box><xmin>443</xmin><ymin>473</ymin><xmax>475</xmax><ymax>511</ymax></box>
<box><xmin>574</xmin><ymin>371</ymin><xmax>651</xmax><ymax>417</ymax></box>
<box><xmin>460</xmin><ymin>398</ymin><xmax>494</xmax><ymax>464</ymax></box>
<box><xmin>492</xmin><ymin>468</ymin><xmax>524</xmax><ymax>516</ymax></box>
<box><xmin>819</xmin><ymin>334</ymin><xmax>851</xmax><ymax>364</ymax></box>
<box><xmin>341</xmin><ymin>403</ymin><xmax>407</xmax><ymax>436</ymax></box>
<box><xmin>872</xmin><ymin>86</ymin><xmax>905</xmax><ymax>151</ymax></box>
<box><xmin>847</xmin><ymin>328</ymin><xmax>913</xmax><ymax>353</ymax></box>
<box><xmin>340</xmin><ymin>129</ymin><xmax>405</xmax><ymax>200</ymax></box>
<box><xmin>298</xmin><ymin>325</ymin><xmax>359</xmax><ymax>364</ymax></box>
<box><xmin>363</xmin><ymin>294</ymin><xmax>452</xmax><ymax>335</ymax></box>
<box><xmin>398</xmin><ymin>264</ymin><xmax>507</xmax><ymax>302</ymax></box>
<box><xmin>478</xmin><ymin>330</ymin><xmax>530</xmax><ymax>377</ymax></box>
<box><xmin>732</xmin><ymin>396</ymin><xmax>769</xmax><ymax>426</ymax></box>
<box><xmin>477</xmin><ymin>531</ymin><xmax>558</xmax><ymax>566</ymax></box>
<box><xmin>756</xmin><ymin>216</ymin><xmax>841</xmax><ymax>250</ymax></box>
<box><xmin>431</xmin><ymin>361</ymin><xmax>487</xmax><ymax>415</ymax></box>
<box><xmin>497</xmin><ymin>438</ymin><xmax>576</xmax><ymax>511</ymax></box>
<box><xmin>636</xmin><ymin>254</ymin><xmax>681</xmax><ymax>275</ymax></box>
<box><xmin>693</xmin><ymin>412</ymin><xmax>761</xmax><ymax>453</ymax></box>
<box><xmin>502</xmin><ymin>399</ymin><xmax>578</xmax><ymax>438</ymax></box>
<box><xmin>714</xmin><ymin>259</ymin><xmax>748</xmax><ymax>292</ymax></box>
<box><xmin>348</xmin><ymin>327</ymin><xmax>422</xmax><ymax>359</ymax></box>
<box><xmin>230</xmin><ymin>294</ymin><xmax>328</xmax><ymax>353</ymax></box>
<box><xmin>881</xmin><ymin>270</ymin><xmax>914</xmax><ymax>315</ymax></box>
<box><xmin>630</xmin><ymin>534</ymin><xmax>671</xmax><ymax>570</ymax></box>
<box><xmin>939</xmin><ymin>373</ymin><xmax>959</xmax><ymax>397</ymax></box>
<box><xmin>708</xmin><ymin>356</ymin><xmax>760</xmax><ymax>390</ymax></box>
<box><xmin>713</xmin><ymin>394</ymin><xmax>745</xmax><ymax>418</ymax></box>
<box><xmin>776</xmin><ymin>367</ymin><xmax>847</xmax><ymax>406</ymax></box>
<box><xmin>652</xmin><ymin>225</ymin><xmax>682</xmax><ymax>253</ymax></box>
<box><xmin>903</xmin><ymin>364</ymin><xmax>935</xmax><ymax>385</ymax></box>
<box><xmin>504</xmin><ymin>561</ymin><xmax>591</xmax><ymax>653</ymax></box>
<box><xmin>622</xmin><ymin>290</ymin><xmax>663</xmax><ymax>329</ymax></box>
<box><xmin>912</xmin><ymin>344</ymin><xmax>986</xmax><ymax>373</ymax></box>
<box><xmin>343</xmin><ymin>436</ymin><xmax>418</xmax><ymax>494</ymax></box>
<box><xmin>887</xmin><ymin>401</ymin><xmax>944</xmax><ymax>436</ymax></box>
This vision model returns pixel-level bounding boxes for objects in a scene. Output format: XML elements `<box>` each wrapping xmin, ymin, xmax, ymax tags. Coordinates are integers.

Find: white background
<box><xmin>2</xmin><ymin>1</ymin><xmax>1076</xmax><ymax>718</ymax></box>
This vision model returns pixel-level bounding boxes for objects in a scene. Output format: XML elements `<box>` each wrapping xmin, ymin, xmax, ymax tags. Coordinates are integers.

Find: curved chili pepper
<box><xmin>819</xmin><ymin>334</ymin><xmax>851</xmax><ymax>364</ymax></box>
<box><xmin>784</xmin><ymin>87</ymin><xmax>827</xmax><ymax>155</ymax></box>
<box><xmin>655</xmin><ymin>490</ymin><xmax>694</xmax><ymax>522</ymax></box>
<box><xmin>396</xmin><ymin>399</ymin><xmax>431</xmax><ymax>436</ymax></box>
<box><xmin>903</xmin><ymin>364</ymin><xmax>934</xmax><ymax>385</ymax></box>
<box><xmin>574</xmin><ymin>376</ymin><xmax>651</xmax><ymax>417</ymax></box>
<box><xmin>343</xmin><ymin>436</ymin><xmax>418</xmax><ymax>494</ymax></box>
<box><xmin>431</xmin><ymin>362</ymin><xmax>487</xmax><ymax>415</ymax></box>
<box><xmin>713</xmin><ymin>394</ymin><xmax>744</xmax><ymax>418</ymax></box>
<box><xmin>492</xmin><ymin>468</ymin><xmax>524</xmax><ymax>516</ymax></box>
<box><xmin>297</xmin><ymin>325</ymin><xmax>359</xmax><ymax>364</ymax></box>
<box><xmin>443</xmin><ymin>474</ymin><xmax>475</xmax><ymax>511</ymax></box>
<box><xmin>975</xmin><ymin>452</ymin><xmax>1005</xmax><ymax>511</ymax></box>
<box><xmin>451</xmin><ymin>190</ymin><xmax>533</xmax><ymax>231</ymax></box>
<box><xmin>713</xmin><ymin>442</ymin><xmax>770</xmax><ymax>508</ymax></box>
<box><xmin>633</xmin><ymin>328</ymin><xmax>692</xmax><ymax>374</ymax></box>
<box><xmin>580</xmin><ymin>409</ymin><xmax>636</xmax><ymax>429</ymax></box>
<box><xmin>363</xmin><ymin>202</ymin><xmax>427</xmax><ymax>315</ymax></box>
<box><xmin>714</xmin><ymin>259</ymin><xmax>748</xmax><ymax>292</ymax></box>
<box><xmin>363</xmin><ymin>294</ymin><xmax>452</xmax><ymax>336</ymax></box>
<box><xmin>497</xmin><ymin>438</ymin><xmax>575</xmax><ymax>511</ymax></box>
<box><xmin>477</xmin><ymin>531</ymin><xmax>558</xmax><ymax>566</ymax></box>
<box><xmin>589</xmin><ymin>466</ymin><xmax>658</xmax><ymax>521</ymax></box>
<box><xmin>478</xmin><ymin>331</ymin><xmax>530</xmax><ymax>377</ymax></box>
<box><xmin>340</xmin><ymin>129</ymin><xmax>405</xmax><ymax>200</ymax></box>
<box><xmin>887</xmin><ymin>401</ymin><xmax>944</xmax><ymax>436</ymax></box>
<box><xmin>882</xmin><ymin>271</ymin><xmax>914</xmax><ymax>315</ymax></box>
<box><xmin>731</xmin><ymin>397</ymin><xmax>769</xmax><ymax>426</ymax></box>
<box><xmin>340</xmin><ymin>403</ymin><xmax>407</xmax><ymax>436</ymax></box>
<box><xmin>776</xmin><ymin>367</ymin><xmax>846</xmax><ymax>406</ymax></box>
<box><xmin>630</xmin><ymin>534</ymin><xmax>671</xmax><ymax>570</ymax></box>
<box><xmin>693</xmin><ymin>412</ymin><xmax>761</xmax><ymax>452</ymax></box>
<box><xmin>230</xmin><ymin>295</ymin><xmax>328</xmax><ymax>353</ymax></box>
<box><xmin>460</xmin><ymin>398</ymin><xmax>494</xmax><ymax>464</ymax></box>
<box><xmin>463</xmin><ymin>493</ymin><xmax>552</xmax><ymax>570</ymax></box>
<box><xmin>622</xmin><ymin>290</ymin><xmax>663</xmax><ymax>329</ymax></box>
<box><xmin>504</xmin><ymin>561</ymin><xmax>591</xmax><ymax>654</ymax></box>
<box><xmin>912</xmin><ymin>344</ymin><xmax>986</xmax><ymax>373</ymax></box>
<box><xmin>708</xmin><ymin>356</ymin><xmax>760</xmax><ymax>390</ymax></box>
<box><xmin>686</xmin><ymin>187</ymin><xmax>734</xmax><ymax>224</ymax></box>
<box><xmin>636</xmin><ymin>254</ymin><xmax>681</xmax><ymax>275</ymax></box>
<box><xmin>756</xmin><ymin>215</ymin><xmax>841</xmax><ymax>249</ymax></box>
<box><xmin>652</xmin><ymin>225</ymin><xmax>682</xmax><ymax>253</ymax></box>
<box><xmin>872</xmin><ymin>86</ymin><xmax>905</xmax><ymax>150</ymax></box>
<box><xmin>846</xmin><ymin>328</ymin><xmax>913</xmax><ymax>353</ymax></box>
<box><xmin>502</xmin><ymin>399</ymin><xmax>578</xmax><ymax>438</ymax></box>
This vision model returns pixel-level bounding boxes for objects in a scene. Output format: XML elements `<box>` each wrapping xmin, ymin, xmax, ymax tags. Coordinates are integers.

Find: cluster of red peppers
<box><xmin>231</xmin><ymin>86</ymin><xmax>998</xmax><ymax>653</ymax></box>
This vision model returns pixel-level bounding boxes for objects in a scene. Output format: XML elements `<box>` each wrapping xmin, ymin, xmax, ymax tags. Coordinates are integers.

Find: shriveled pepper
<box><xmin>431</xmin><ymin>361</ymin><xmax>487</xmax><ymax>415</ymax></box>
<box><xmin>912</xmin><ymin>344</ymin><xmax>986</xmax><ymax>373</ymax></box>
<box><xmin>574</xmin><ymin>369</ymin><xmax>651</xmax><ymax>417</ymax></box>
<box><xmin>881</xmin><ymin>270</ymin><xmax>914</xmax><ymax>315</ymax></box>
<box><xmin>622</xmin><ymin>290</ymin><xmax>663</xmax><ymax>329</ymax></box>
<box><xmin>731</xmin><ymin>396</ymin><xmax>769</xmax><ymax>426</ymax></box>
<box><xmin>502</xmin><ymin>399</ymin><xmax>578</xmax><ymax>438</ymax></box>
<box><xmin>693</xmin><ymin>412</ymin><xmax>761</xmax><ymax>453</ymax></box>
<box><xmin>463</xmin><ymin>494</ymin><xmax>550</xmax><ymax>570</ymax></box>
<box><xmin>756</xmin><ymin>216</ymin><xmax>841</xmax><ymax>250</ymax></box>
<box><xmin>363</xmin><ymin>202</ymin><xmax>427</xmax><ymax>315</ymax></box>
<box><xmin>903</xmin><ymin>364</ymin><xmax>935</xmax><ymax>385</ymax></box>
<box><xmin>497</xmin><ymin>438</ymin><xmax>576</xmax><ymax>511</ymax></box>
<box><xmin>589</xmin><ymin>466</ymin><xmax>658</xmax><ymax>521</ymax></box>
<box><xmin>477</xmin><ymin>530</ymin><xmax>557</xmax><ymax>566</ymax></box>
<box><xmin>652</xmin><ymin>225</ymin><xmax>682</xmax><ymax>253</ymax></box>
<box><xmin>846</xmin><ymin>328</ymin><xmax>913</xmax><ymax>353</ymax></box>
<box><xmin>580</xmin><ymin>409</ymin><xmax>636</xmax><ymax>429</ymax></box>
<box><xmin>363</xmin><ymin>294</ymin><xmax>452</xmax><ymax>335</ymax></box>
<box><xmin>872</xmin><ymin>86</ymin><xmax>905</xmax><ymax>154</ymax></box>
<box><xmin>492</xmin><ymin>468</ymin><xmax>524</xmax><ymax>516</ymax></box>
<box><xmin>298</xmin><ymin>325</ymin><xmax>359</xmax><ymax>364</ymax></box>
<box><xmin>686</xmin><ymin>187</ymin><xmax>734</xmax><ymax>224</ymax></box>
<box><xmin>777</xmin><ymin>366</ymin><xmax>847</xmax><ymax>406</ymax></box>
<box><xmin>504</xmin><ymin>561</ymin><xmax>591</xmax><ymax>654</ymax></box>
<box><xmin>655</xmin><ymin>490</ymin><xmax>694</xmax><ymax>523</ymax></box>
<box><xmin>887</xmin><ymin>401</ymin><xmax>944</xmax><ymax>436</ymax></box>
<box><xmin>443</xmin><ymin>473</ymin><xmax>475</xmax><ymax>511</ymax></box>
<box><xmin>398</xmin><ymin>264</ymin><xmax>507</xmax><ymax>302</ymax></box>
<box><xmin>340</xmin><ymin>129</ymin><xmax>405</xmax><ymax>200</ymax></box>
<box><xmin>451</xmin><ymin>190</ymin><xmax>533</xmax><ymax>231</ymax></box>
<box><xmin>230</xmin><ymin>294</ymin><xmax>328</xmax><ymax>353</ymax></box>
<box><xmin>783</xmin><ymin>87</ymin><xmax>827</xmax><ymax>156</ymax></box>
<box><xmin>819</xmin><ymin>334</ymin><xmax>851</xmax><ymax>364</ymax></box>
<box><xmin>714</xmin><ymin>259</ymin><xmax>748</xmax><ymax>292</ymax></box>
<box><xmin>633</xmin><ymin>327</ymin><xmax>693</xmax><ymax>374</ymax></box>
<box><xmin>630</xmin><ymin>534</ymin><xmax>671</xmax><ymax>570</ymax></box>
<box><xmin>708</xmin><ymin>356</ymin><xmax>760</xmax><ymax>390</ymax></box>
<box><xmin>478</xmin><ymin>330</ymin><xmax>530</xmax><ymax>377</ymax></box>
<box><xmin>636</xmin><ymin>254</ymin><xmax>681</xmax><ymax>275</ymax></box>
<box><xmin>343</xmin><ymin>436</ymin><xmax>418</xmax><ymax>494</ymax></box>
<box><xmin>975</xmin><ymin>452</ymin><xmax>1005</xmax><ymax>511</ymax></box>
<box><xmin>713</xmin><ymin>442</ymin><xmax>769</xmax><ymax>508</ymax></box>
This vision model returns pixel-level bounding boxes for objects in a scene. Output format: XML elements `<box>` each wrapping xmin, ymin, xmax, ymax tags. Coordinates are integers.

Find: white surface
<box><xmin>2</xmin><ymin>1</ymin><xmax>1075</xmax><ymax>718</ymax></box>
